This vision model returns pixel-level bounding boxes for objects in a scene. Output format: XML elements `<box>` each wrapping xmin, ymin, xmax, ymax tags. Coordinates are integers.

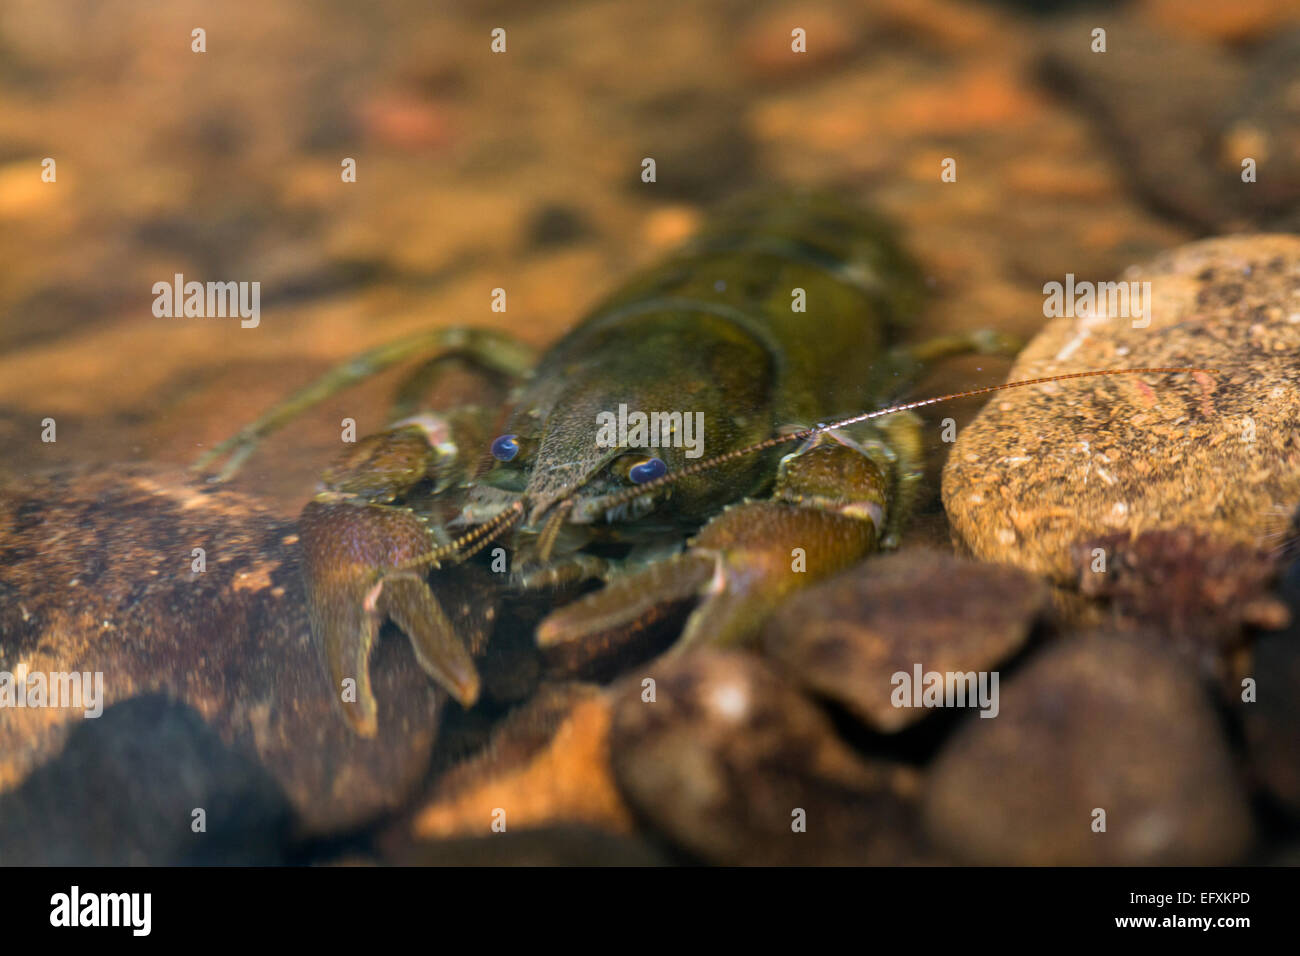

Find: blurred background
<box><xmin>1</xmin><ymin>0</ymin><xmax>1297</xmax><ymax>514</ymax></box>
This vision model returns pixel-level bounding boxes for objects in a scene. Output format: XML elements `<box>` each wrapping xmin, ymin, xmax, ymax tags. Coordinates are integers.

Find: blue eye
<box><xmin>490</xmin><ymin>434</ymin><xmax>519</xmax><ymax>461</ymax></box>
<box><xmin>628</xmin><ymin>457</ymin><xmax>667</xmax><ymax>484</ymax></box>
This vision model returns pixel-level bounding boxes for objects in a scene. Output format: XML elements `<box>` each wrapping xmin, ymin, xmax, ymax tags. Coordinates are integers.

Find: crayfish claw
<box><xmin>535</xmin><ymin>555</ymin><xmax>713</xmax><ymax>675</ymax></box>
<box><xmin>300</xmin><ymin>498</ymin><xmax>481</xmax><ymax>736</ymax></box>
<box><xmin>312</xmin><ymin>587</ymin><xmax>384</xmax><ymax>737</ymax></box>
<box><xmin>379</xmin><ymin>573</ymin><xmax>481</xmax><ymax>708</ymax></box>
<box><xmin>537</xmin><ymin>555</ymin><xmax>711</xmax><ymax>648</ymax></box>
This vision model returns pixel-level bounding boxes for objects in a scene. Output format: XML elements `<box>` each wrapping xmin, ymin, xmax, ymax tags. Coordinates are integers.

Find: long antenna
<box><xmin>583</xmin><ymin>367</ymin><xmax>1218</xmax><ymax>515</ymax></box>
<box><xmin>396</xmin><ymin>499</ymin><xmax>523</xmax><ymax>570</ymax></box>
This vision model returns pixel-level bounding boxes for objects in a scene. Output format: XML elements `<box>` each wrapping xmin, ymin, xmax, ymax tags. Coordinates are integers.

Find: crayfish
<box><xmin>197</xmin><ymin>192</ymin><xmax>1209</xmax><ymax>735</ymax></box>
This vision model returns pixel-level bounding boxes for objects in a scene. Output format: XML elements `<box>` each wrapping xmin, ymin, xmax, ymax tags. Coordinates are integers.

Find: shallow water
<box><xmin>0</xmin><ymin>0</ymin><xmax>1297</xmax><ymax>868</ymax></box>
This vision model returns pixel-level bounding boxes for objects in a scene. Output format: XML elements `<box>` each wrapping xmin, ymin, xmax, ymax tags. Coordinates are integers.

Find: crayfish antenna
<box><xmin>396</xmin><ymin>499</ymin><xmax>524</xmax><ymax>571</ymax></box>
<box><xmin>582</xmin><ymin>366</ymin><xmax>1219</xmax><ymax>516</ymax></box>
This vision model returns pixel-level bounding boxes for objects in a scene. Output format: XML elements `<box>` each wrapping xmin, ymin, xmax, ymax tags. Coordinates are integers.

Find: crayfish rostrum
<box><xmin>198</xmin><ymin>192</ymin><xmax>1208</xmax><ymax>735</ymax></box>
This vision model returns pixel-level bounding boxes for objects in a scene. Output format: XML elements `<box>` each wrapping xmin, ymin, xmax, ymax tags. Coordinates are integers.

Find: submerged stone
<box><xmin>0</xmin><ymin>465</ymin><xmax>494</xmax><ymax>834</ymax></box>
<box><xmin>924</xmin><ymin>634</ymin><xmax>1253</xmax><ymax>864</ymax></box>
<box><xmin>608</xmin><ymin>651</ymin><xmax>927</xmax><ymax>865</ymax></box>
<box><xmin>762</xmin><ymin>549</ymin><xmax>1046</xmax><ymax>731</ymax></box>
<box><xmin>944</xmin><ymin>235</ymin><xmax>1300</xmax><ymax>582</ymax></box>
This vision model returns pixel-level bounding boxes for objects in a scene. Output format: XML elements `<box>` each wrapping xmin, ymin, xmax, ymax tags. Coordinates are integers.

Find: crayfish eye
<box><xmin>628</xmin><ymin>456</ymin><xmax>667</xmax><ymax>484</ymax></box>
<box><xmin>490</xmin><ymin>434</ymin><xmax>520</xmax><ymax>462</ymax></box>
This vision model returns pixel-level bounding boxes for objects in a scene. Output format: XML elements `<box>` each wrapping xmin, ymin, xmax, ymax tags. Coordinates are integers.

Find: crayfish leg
<box><xmin>194</xmin><ymin>326</ymin><xmax>534</xmax><ymax>482</ymax></box>
<box><xmin>865</xmin><ymin>412</ymin><xmax>925</xmax><ymax>548</ymax></box>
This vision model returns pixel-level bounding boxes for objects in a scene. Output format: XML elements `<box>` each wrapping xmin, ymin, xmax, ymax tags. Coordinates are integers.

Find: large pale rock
<box><xmin>943</xmin><ymin>234</ymin><xmax>1300</xmax><ymax>582</ymax></box>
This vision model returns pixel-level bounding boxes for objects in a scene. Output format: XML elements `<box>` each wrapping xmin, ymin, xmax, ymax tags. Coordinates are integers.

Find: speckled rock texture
<box><xmin>943</xmin><ymin>234</ymin><xmax>1300</xmax><ymax>582</ymax></box>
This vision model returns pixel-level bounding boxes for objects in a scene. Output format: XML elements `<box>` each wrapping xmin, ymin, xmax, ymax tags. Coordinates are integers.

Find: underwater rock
<box><xmin>1039</xmin><ymin>17</ymin><xmax>1239</xmax><ymax>230</ymax></box>
<box><xmin>761</xmin><ymin>549</ymin><xmax>1046</xmax><ymax>731</ymax></box>
<box><xmin>624</xmin><ymin>94</ymin><xmax>757</xmax><ymax>201</ymax></box>
<box><xmin>1042</xmin><ymin>16</ymin><xmax>1300</xmax><ymax>231</ymax></box>
<box><xmin>1072</xmin><ymin>527</ymin><xmax>1287</xmax><ymax>680</ymax></box>
<box><xmin>943</xmin><ymin>234</ymin><xmax>1300</xmax><ymax>582</ymax></box>
<box><xmin>525</xmin><ymin>202</ymin><xmax>592</xmax><ymax>249</ymax></box>
<box><xmin>923</xmin><ymin>634</ymin><xmax>1254</xmax><ymax>864</ymax></box>
<box><xmin>403</xmin><ymin>682</ymin><xmax>634</xmax><ymax>841</ymax></box>
<box><xmin>1243</xmin><ymin>629</ymin><xmax>1300</xmax><ymax>816</ymax></box>
<box><xmin>1241</xmin><ymin>556</ymin><xmax>1300</xmax><ymax>816</ymax></box>
<box><xmin>1219</xmin><ymin>29</ymin><xmax>1300</xmax><ymax>226</ymax></box>
<box><xmin>0</xmin><ymin>695</ymin><xmax>293</xmax><ymax>865</ymax></box>
<box><xmin>387</xmin><ymin>825</ymin><xmax>674</xmax><ymax>866</ymax></box>
<box><xmin>608</xmin><ymin>651</ymin><xmax>926</xmax><ymax>865</ymax></box>
<box><xmin>0</xmin><ymin>465</ymin><xmax>494</xmax><ymax>834</ymax></box>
